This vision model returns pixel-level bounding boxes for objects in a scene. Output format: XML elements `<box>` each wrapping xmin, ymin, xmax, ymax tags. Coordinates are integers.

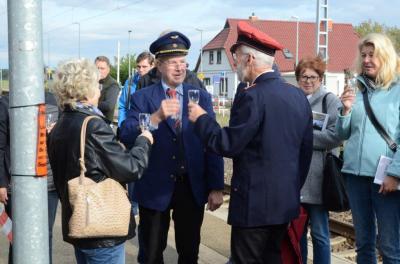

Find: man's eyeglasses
<box><xmin>163</xmin><ymin>60</ymin><xmax>187</xmax><ymax>69</ymax></box>
<box><xmin>300</xmin><ymin>75</ymin><xmax>320</xmax><ymax>82</ymax></box>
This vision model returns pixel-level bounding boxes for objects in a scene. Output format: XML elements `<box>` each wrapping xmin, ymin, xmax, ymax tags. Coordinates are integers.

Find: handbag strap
<box><xmin>79</xmin><ymin>116</ymin><xmax>101</xmax><ymax>183</ymax></box>
<box><xmin>361</xmin><ymin>77</ymin><xmax>397</xmax><ymax>152</ymax></box>
<box><xmin>321</xmin><ymin>92</ymin><xmax>331</xmax><ymax>114</ymax></box>
<box><xmin>321</xmin><ymin>92</ymin><xmax>333</xmax><ymax>154</ymax></box>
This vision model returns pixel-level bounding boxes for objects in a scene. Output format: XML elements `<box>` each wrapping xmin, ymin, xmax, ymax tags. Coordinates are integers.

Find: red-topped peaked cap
<box><xmin>230</xmin><ymin>21</ymin><xmax>284</xmax><ymax>56</ymax></box>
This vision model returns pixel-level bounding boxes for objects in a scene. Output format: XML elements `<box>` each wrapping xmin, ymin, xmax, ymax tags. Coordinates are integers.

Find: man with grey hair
<box><xmin>188</xmin><ymin>21</ymin><xmax>313</xmax><ymax>263</ymax></box>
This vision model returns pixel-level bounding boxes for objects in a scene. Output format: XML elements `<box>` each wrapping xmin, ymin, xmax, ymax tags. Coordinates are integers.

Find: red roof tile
<box><xmin>203</xmin><ymin>18</ymin><xmax>360</xmax><ymax>73</ymax></box>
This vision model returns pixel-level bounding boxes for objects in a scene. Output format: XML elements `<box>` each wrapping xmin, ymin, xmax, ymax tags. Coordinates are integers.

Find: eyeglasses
<box><xmin>300</xmin><ymin>75</ymin><xmax>320</xmax><ymax>82</ymax></box>
<box><xmin>163</xmin><ymin>60</ymin><xmax>187</xmax><ymax>69</ymax></box>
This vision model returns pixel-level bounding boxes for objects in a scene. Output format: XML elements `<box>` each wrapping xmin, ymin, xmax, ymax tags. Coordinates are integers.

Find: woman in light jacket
<box><xmin>48</xmin><ymin>58</ymin><xmax>153</xmax><ymax>264</ymax></box>
<box><xmin>337</xmin><ymin>33</ymin><xmax>400</xmax><ymax>264</ymax></box>
<box><xmin>296</xmin><ymin>56</ymin><xmax>342</xmax><ymax>264</ymax></box>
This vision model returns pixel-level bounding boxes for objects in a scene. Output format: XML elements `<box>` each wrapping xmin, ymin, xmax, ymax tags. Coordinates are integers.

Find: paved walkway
<box><xmin>0</xmin><ymin>200</ymin><xmax>354</xmax><ymax>263</ymax></box>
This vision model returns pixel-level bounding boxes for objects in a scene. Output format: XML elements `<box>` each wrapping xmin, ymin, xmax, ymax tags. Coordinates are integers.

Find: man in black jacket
<box><xmin>95</xmin><ymin>56</ymin><xmax>120</xmax><ymax>123</ymax></box>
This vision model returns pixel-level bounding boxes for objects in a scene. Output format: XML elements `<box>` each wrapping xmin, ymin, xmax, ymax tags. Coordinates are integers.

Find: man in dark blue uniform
<box><xmin>120</xmin><ymin>31</ymin><xmax>224</xmax><ymax>264</ymax></box>
<box><xmin>188</xmin><ymin>21</ymin><xmax>313</xmax><ymax>263</ymax></box>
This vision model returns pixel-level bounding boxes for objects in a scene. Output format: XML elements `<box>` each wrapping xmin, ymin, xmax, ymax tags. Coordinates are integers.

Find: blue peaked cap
<box><xmin>150</xmin><ymin>31</ymin><xmax>191</xmax><ymax>58</ymax></box>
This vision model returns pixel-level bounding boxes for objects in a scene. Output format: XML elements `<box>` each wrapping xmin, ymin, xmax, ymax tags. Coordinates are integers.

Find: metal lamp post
<box><xmin>195</xmin><ymin>28</ymin><xmax>203</xmax><ymax>74</ymax></box>
<box><xmin>73</xmin><ymin>22</ymin><xmax>80</xmax><ymax>58</ymax></box>
<box><xmin>128</xmin><ymin>30</ymin><xmax>132</xmax><ymax>79</ymax></box>
<box><xmin>291</xmin><ymin>16</ymin><xmax>299</xmax><ymax>67</ymax></box>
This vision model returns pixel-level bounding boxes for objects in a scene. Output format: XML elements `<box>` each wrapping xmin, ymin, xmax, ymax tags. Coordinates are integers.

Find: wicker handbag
<box><xmin>68</xmin><ymin>116</ymin><xmax>131</xmax><ymax>238</ymax></box>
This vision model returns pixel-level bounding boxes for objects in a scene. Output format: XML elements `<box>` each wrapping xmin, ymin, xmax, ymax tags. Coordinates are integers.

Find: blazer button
<box><xmin>172</xmin><ymin>156</ymin><xmax>176</xmax><ymax>160</ymax></box>
<box><xmin>233</xmin><ymin>188</ymin><xmax>238</xmax><ymax>192</ymax></box>
<box><xmin>170</xmin><ymin>174</ymin><xmax>175</xmax><ymax>179</ymax></box>
<box><xmin>173</xmin><ymin>138</ymin><xmax>177</xmax><ymax>142</ymax></box>
<box><xmin>180</xmin><ymin>166</ymin><xmax>185</xmax><ymax>169</ymax></box>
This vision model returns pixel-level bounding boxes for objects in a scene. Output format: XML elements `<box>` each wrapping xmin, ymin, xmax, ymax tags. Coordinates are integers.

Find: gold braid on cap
<box><xmin>155</xmin><ymin>49</ymin><xmax>188</xmax><ymax>56</ymax></box>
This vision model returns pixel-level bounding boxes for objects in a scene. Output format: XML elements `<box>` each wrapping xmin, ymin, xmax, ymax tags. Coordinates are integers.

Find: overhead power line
<box><xmin>44</xmin><ymin>0</ymin><xmax>144</xmax><ymax>34</ymax></box>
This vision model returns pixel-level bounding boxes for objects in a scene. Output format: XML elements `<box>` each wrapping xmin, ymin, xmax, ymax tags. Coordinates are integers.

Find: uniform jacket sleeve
<box><xmin>200</xmin><ymin>92</ymin><xmax>224</xmax><ymax>191</ymax></box>
<box><xmin>299</xmin><ymin>110</ymin><xmax>314</xmax><ymax>188</ymax></box>
<box><xmin>194</xmin><ymin>91</ymin><xmax>261</xmax><ymax>158</ymax></box>
<box><xmin>87</xmin><ymin>118</ymin><xmax>151</xmax><ymax>183</ymax></box>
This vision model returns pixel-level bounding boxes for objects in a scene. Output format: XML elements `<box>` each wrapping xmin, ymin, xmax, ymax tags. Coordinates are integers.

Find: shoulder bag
<box><xmin>361</xmin><ymin>76</ymin><xmax>397</xmax><ymax>152</ymax></box>
<box><xmin>68</xmin><ymin>115</ymin><xmax>131</xmax><ymax>238</ymax></box>
<box><xmin>321</xmin><ymin>93</ymin><xmax>350</xmax><ymax>212</ymax></box>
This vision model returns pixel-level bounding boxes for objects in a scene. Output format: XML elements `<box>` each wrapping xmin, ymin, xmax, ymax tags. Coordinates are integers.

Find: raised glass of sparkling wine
<box><xmin>348</xmin><ymin>75</ymin><xmax>358</xmax><ymax>95</ymax></box>
<box><xmin>46</xmin><ymin>113</ymin><xmax>56</xmax><ymax>129</ymax></box>
<box><xmin>139</xmin><ymin>113</ymin><xmax>150</xmax><ymax>131</ymax></box>
<box><xmin>188</xmin><ymin>89</ymin><xmax>200</xmax><ymax>104</ymax></box>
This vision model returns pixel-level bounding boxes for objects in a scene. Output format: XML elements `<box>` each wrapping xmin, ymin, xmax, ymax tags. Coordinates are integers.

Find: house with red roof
<box><xmin>195</xmin><ymin>15</ymin><xmax>360</xmax><ymax>99</ymax></box>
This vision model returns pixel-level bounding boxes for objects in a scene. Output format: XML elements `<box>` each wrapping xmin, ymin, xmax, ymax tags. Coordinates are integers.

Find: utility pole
<box><xmin>195</xmin><ymin>28</ymin><xmax>204</xmax><ymax>74</ymax></box>
<box><xmin>291</xmin><ymin>16</ymin><xmax>299</xmax><ymax>67</ymax></box>
<box><xmin>128</xmin><ymin>30</ymin><xmax>132</xmax><ymax>79</ymax></box>
<box><xmin>316</xmin><ymin>0</ymin><xmax>329</xmax><ymax>62</ymax></box>
<box><xmin>117</xmin><ymin>40</ymin><xmax>120</xmax><ymax>85</ymax></box>
<box><xmin>8</xmin><ymin>0</ymin><xmax>49</xmax><ymax>263</ymax></box>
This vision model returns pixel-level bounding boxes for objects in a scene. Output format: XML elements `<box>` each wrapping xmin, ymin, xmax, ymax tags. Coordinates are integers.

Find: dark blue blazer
<box><xmin>120</xmin><ymin>82</ymin><xmax>224</xmax><ymax>211</ymax></box>
<box><xmin>195</xmin><ymin>71</ymin><xmax>313</xmax><ymax>227</ymax></box>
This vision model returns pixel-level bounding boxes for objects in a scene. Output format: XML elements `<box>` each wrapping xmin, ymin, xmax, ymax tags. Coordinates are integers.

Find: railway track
<box><xmin>329</xmin><ymin>218</ymin><xmax>355</xmax><ymax>240</ymax></box>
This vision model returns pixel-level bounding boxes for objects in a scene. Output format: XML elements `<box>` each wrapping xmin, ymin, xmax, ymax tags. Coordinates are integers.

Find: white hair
<box><xmin>240</xmin><ymin>45</ymin><xmax>275</xmax><ymax>68</ymax></box>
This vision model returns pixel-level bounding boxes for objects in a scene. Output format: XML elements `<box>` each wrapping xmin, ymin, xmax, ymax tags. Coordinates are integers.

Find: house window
<box><xmin>209</xmin><ymin>51</ymin><xmax>214</xmax><ymax>64</ymax></box>
<box><xmin>203</xmin><ymin>78</ymin><xmax>211</xmax><ymax>86</ymax></box>
<box><xmin>217</xmin><ymin>50</ymin><xmax>222</xmax><ymax>64</ymax></box>
<box><xmin>219</xmin><ymin>77</ymin><xmax>228</xmax><ymax>96</ymax></box>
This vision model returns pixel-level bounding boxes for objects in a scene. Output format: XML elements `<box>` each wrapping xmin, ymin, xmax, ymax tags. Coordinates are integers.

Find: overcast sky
<box><xmin>0</xmin><ymin>0</ymin><xmax>398</xmax><ymax>70</ymax></box>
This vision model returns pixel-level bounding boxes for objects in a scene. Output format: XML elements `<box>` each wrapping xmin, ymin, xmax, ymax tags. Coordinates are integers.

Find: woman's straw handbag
<box><xmin>68</xmin><ymin>116</ymin><xmax>131</xmax><ymax>238</ymax></box>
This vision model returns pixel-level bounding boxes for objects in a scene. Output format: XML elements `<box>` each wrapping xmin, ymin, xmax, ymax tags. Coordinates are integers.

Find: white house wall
<box><xmin>201</xmin><ymin>49</ymin><xmax>237</xmax><ymax>99</ymax></box>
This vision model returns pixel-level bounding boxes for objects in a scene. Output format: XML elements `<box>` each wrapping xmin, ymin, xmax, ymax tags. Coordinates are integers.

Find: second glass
<box><xmin>139</xmin><ymin>113</ymin><xmax>150</xmax><ymax>131</ymax></box>
<box><xmin>188</xmin><ymin>89</ymin><xmax>200</xmax><ymax>104</ymax></box>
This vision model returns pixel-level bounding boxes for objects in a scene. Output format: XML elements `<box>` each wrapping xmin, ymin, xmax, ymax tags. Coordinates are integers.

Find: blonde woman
<box><xmin>337</xmin><ymin>33</ymin><xmax>400</xmax><ymax>264</ymax></box>
<box><xmin>48</xmin><ymin>58</ymin><xmax>153</xmax><ymax>264</ymax></box>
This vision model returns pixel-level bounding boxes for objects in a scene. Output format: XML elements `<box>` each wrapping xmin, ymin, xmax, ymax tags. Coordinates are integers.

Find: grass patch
<box><xmin>216</xmin><ymin>111</ymin><xmax>230</xmax><ymax>127</ymax></box>
<box><xmin>0</xmin><ymin>80</ymin><xmax>9</xmax><ymax>93</ymax></box>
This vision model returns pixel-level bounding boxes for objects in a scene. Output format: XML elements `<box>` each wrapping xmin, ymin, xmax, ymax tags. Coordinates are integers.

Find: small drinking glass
<box><xmin>348</xmin><ymin>76</ymin><xmax>358</xmax><ymax>95</ymax></box>
<box><xmin>139</xmin><ymin>113</ymin><xmax>150</xmax><ymax>131</ymax></box>
<box><xmin>46</xmin><ymin>113</ymin><xmax>57</xmax><ymax>129</ymax></box>
<box><xmin>188</xmin><ymin>89</ymin><xmax>200</xmax><ymax>104</ymax></box>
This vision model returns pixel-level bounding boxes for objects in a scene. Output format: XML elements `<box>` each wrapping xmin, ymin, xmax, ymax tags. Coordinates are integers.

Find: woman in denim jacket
<box><xmin>337</xmin><ymin>33</ymin><xmax>400</xmax><ymax>264</ymax></box>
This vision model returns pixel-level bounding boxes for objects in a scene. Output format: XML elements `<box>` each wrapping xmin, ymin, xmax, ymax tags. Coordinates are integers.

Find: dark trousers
<box><xmin>139</xmin><ymin>179</ymin><xmax>204</xmax><ymax>264</ymax></box>
<box><xmin>231</xmin><ymin>224</ymin><xmax>288</xmax><ymax>264</ymax></box>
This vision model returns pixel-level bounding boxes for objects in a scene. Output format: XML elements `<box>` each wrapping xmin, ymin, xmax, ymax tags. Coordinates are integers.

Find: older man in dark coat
<box><xmin>188</xmin><ymin>21</ymin><xmax>313</xmax><ymax>263</ymax></box>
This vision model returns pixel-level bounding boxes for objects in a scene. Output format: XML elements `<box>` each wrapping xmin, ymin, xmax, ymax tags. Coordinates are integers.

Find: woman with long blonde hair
<box><xmin>337</xmin><ymin>33</ymin><xmax>400</xmax><ymax>264</ymax></box>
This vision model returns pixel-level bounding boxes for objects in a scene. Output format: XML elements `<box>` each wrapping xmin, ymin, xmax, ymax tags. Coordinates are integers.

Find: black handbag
<box><xmin>321</xmin><ymin>93</ymin><xmax>350</xmax><ymax>212</ymax></box>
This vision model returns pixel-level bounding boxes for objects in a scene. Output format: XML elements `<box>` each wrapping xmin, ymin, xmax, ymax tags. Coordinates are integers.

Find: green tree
<box><xmin>354</xmin><ymin>20</ymin><xmax>400</xmax><ymax>52</ymax></box>
<box><xmin>110</xmin><ymin>54</ymin><xmax>137</xmax><ymax>85</ymax></box>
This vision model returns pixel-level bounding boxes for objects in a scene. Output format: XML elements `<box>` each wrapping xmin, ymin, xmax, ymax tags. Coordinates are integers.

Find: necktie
<box><xmin>166</xmin><ymin>88</ymin><xmax>181</xmax><ymax>129</ymax></box>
